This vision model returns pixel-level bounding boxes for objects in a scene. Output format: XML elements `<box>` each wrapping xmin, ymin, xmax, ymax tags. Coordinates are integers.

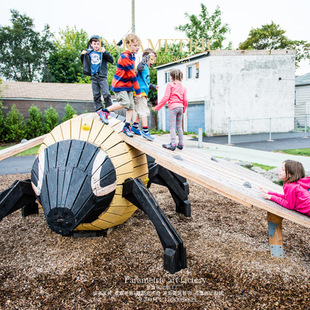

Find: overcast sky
<box><xmin>1</xmin><ymin>0</ymin><xmax>310</xmax><ymax>75</ymax></box>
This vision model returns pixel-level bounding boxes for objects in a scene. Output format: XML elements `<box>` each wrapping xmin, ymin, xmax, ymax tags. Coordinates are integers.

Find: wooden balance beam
<box><xmin>122</xmin><ymin>133</ymin><xmax>310</xmax><ymax>258</ymax></box>
<box><xmin>0</xmin><ymin>134</ymin><xmax>48</xmax><ymax>162</ymax></box>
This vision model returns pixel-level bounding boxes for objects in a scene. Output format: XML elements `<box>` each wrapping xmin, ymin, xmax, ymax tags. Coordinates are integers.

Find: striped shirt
<box><xmin>111</xmin><ymin>50</ymin><xmax>141</xmax><ymax>95</ymax></box>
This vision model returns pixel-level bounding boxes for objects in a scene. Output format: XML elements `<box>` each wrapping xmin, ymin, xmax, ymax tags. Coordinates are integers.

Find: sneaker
<box><xmin>162</xmin><ymin>143</ymin><xmax>176</xmax><ymax>151</ymax></box>
<box><xmin>141</xmin><ymin>131</ymin><xmax>154</xmax><ymax>141</ymax></box>
<box><xmin>97</xmin><ymin>110</ymin><xmax>109</xmax><ymax>125</ymax></box>
<box><xmin>177</xmin><ymin>143</ymin><xmax>183</xmax><ymax>150</ymax></box>
<box><xmin>131</xmin><ymin>126</ymin><xmax>141</xmax><ymax>135</ymax></box>
<box><xmin>122</xmin><ymin>126</ymin><xmax>134</xmax><ymax>137</ymax></box>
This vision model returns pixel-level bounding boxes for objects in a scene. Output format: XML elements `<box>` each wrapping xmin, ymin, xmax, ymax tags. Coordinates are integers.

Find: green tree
<box><xmin>0</xmin><ymin>101</ymin><xmax>4</xmax><ymax>142</ymax></box>
<box><xmin>0</xmin><ymin>80</ymin><xmax>5</xmax><ymax>141</ymax></box>
<box><xmin>155</xmin><ymin>42</ymin><xmax>190</xmax><ymax>66</ymax></box>
<box><xmin>26</xmin><ymin>105</ymin><xmax>44</xmax><ymax>139</ymax></box>
<box><xmin>148</xmin><ymin>66</ymin><xmax>158</xmax><ymax>104</ymax></box>
<box><xmin>44</xmin><ymin>26</ymin><xmax>89</xmax><ymax>83</ymax></box>
<box><xmin>239</xmin><ymin>22</ymin><xmax>310</xmax><ymax>67</ymax></box>
<box><xmin>0</xmin><ymin>10</ymin><xmax>54</xmax><ymax>81</ymax></box>
<box><xmin>4</xmin><ymin>104</ymin><xmax>26</xmax><ymax>142</ymax></box>
<box><xmin>175</xmin><ymin>3</ymin><xmax>231</xmax><ymax>52</ymax></box>
<box><xmin>44</xmin><ymin>106</ymin><xmax>59</xmax><ymax>133</ymax></box>
<box><xmin>102</xmin><ymin>43</ymin><xmax>119</xmax><ymax>94</ymax></box>
<box><xmin>62</xmin><ymin>103</ymin><xmax>77</xmax><ymax>122</ymax></box>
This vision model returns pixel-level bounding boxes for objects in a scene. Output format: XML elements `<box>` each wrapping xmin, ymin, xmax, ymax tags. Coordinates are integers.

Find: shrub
<box><xmin>26</xmin><ymin>105</ymin><xmax>44</xmax><ymax>139</ymax></box>
<box><xmin>4</xmin><ymin>104</ymin><xmax>26</xmax><ymax>142</ymax></box>
<box><xmin>62</xmin><ymin>103</ymin><xmax>77</xmax><ymax>122</ymax></box>
<box><xmin>44</xmin><ymin>106</ymin><xmax>59</xmax><ymax>133</ymax></box>
<box><xmin>0</xmin><ymin>101</ymin><xmax>5</xmax><ymax>142</ymax></box>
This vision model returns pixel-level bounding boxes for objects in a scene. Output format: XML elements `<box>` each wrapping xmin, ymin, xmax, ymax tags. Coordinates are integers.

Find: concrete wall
<box><xmin>209</xmin><ymin>53</ymin><xmax>295</xmax><ymax>134</ymax></box>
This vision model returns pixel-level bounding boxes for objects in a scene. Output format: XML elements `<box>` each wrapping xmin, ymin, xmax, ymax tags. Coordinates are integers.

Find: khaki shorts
<box><xmin>115</xmin><ymin>91</ymin><xmax>134</xmax><ymax>110</ymax></box>
<box><xmin>134</xmin><ymin>96</ymin><xmax>150</xmax><ymax>117</ymax></box>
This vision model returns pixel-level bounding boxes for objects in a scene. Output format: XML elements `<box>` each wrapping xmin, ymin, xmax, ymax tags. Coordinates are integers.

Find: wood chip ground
<box><xmin>1</xmin><ymin>174</ymin><xmax>310</xmax><ymax>309</ymax></box>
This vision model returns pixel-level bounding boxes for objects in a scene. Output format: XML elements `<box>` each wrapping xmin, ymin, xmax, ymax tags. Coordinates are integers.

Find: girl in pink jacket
<box><xmin>154</xmin><ymin>69</ymin><xmax>188</xmax><ymax>151</ymax></box>
<box><xmin>261</xmin><ymin>160</ymin><xmax>310</xmax><ymax>216</ymax></box>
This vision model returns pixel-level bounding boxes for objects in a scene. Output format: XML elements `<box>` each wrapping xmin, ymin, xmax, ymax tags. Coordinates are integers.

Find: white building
<box><xmin>155</xmin><ymin>50</ymin><xmax>295</xmax><ymax>135</ymax></box>
<box><xmin>295</xmin><ymin>73</ymin><xmax>310</xmax><ymax>128</ymax></box>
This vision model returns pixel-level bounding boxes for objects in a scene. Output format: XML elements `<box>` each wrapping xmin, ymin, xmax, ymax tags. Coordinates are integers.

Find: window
<box><xmin>187</xmin><ymin>66</ymin><xmax>193</xmax><ymax>79</ymax></box>
<box><xmin>165</xmin><ymin>71</ymin><xmax>171</xmax><ymax>83</ymax></box>
<box><xmin>187</xmin><ymin>62</ymin><xmax>199</xmax><ymax>80</ymax></box>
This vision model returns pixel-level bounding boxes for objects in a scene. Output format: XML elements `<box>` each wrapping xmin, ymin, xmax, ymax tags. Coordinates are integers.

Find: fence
<box><xmin>227</xmin><ymin>115</ymin><xmax>309</xmax><ymax>145</ymax></box>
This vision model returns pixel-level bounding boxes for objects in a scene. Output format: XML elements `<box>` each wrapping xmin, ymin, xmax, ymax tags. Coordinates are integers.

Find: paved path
<box><xmin>0</xmin><ymin>155</ymin><xmax>35</xmax><ymax>175</ymax></box>
<box><xmin>155</xmin><ymin>133</ymin><xmax>310</xmax><ymax>171</ymax></box>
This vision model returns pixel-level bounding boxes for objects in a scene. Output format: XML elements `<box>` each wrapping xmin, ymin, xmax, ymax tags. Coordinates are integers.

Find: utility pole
<box><xmin>132</xmin><ymin>0</ymin><xmax>135</xmax><ymax>33</ymax></box>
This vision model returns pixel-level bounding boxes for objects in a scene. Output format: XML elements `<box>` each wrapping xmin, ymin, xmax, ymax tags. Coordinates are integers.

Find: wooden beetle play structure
<box><xmin>1</xmin><ymin>112</ymin><xmax>310</xmax><ymax>274</ymax></box>
<box><xmin>0</xmin><ymin>113</ymin><xmax>189</xmax><ymax>274</ymax></box>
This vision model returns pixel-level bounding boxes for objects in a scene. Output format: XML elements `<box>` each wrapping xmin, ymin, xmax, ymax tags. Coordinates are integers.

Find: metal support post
<box><xmin>268</xmin><ymin>118</ymin><xmax>273</xmax><ymax>141</ymax></box>
<box><xmin>198</xmin><ymin>128</ymin><xmax>203</xmax><ymax>148</ymax></box>
<box><xmin>227</xmin><ymin>117</ymin><xmax>232</xmax><ymax>145</ymax></box>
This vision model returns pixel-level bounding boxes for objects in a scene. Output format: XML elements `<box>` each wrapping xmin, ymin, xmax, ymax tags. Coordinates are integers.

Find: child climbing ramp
<box><xmin>261</xmin><ymin>160</ymin><xmax>310</xmax><ymax>216</ymax></box>
<box><xmin>101</xmin><ymin>33</ymin><xmax>142</xmax><ymax>136</ymax></box>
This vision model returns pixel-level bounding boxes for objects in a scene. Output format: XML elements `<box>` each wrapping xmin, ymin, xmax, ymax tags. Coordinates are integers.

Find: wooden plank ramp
<box><xmin>0</xmin><ymin>134</ymin><xmax>48</xmax><ymax>162</ymax></box>
<box><xmin>122</xmin><ymin>133</ymin><xmax>310</xmax><ymax>258</ymax></box>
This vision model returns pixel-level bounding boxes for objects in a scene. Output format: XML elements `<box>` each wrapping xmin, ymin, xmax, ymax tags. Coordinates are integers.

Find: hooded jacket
<box><xmin>155</xmin><ymin>81</ymin><xmax>188</xmax><ymax>112</ymax></box>
<box><xmin>80</xmin><ymin>35</ymin><xmax>114</xmax><ymax>78</ymax></box>
<box><xmin>268</xmin><ymin>177</ymin><xmax>310</xmax><ymax>216</ymax></box>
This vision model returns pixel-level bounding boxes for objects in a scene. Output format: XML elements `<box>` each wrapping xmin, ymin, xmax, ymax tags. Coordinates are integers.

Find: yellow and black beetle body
<box><xmin>0</xmin><ymin>113</ymin><xmax>190</xmax><ymax>273</ymax></box>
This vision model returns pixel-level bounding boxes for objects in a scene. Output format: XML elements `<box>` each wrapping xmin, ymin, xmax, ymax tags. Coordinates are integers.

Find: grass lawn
<box><xmin>0</xmin><ymin>144</ymin><xmax>40</xmax><ymax>156</ymax></box>
<box><xmin>275</xmin><ymin>148</ymin><xmax>310</xmax><ymax>157</ymax></box>
<box><xmin>252</xmin><ymin>163</ymin><xmax>276</xmax><ymax>171</ymax></box>
<box><xmin>14</xmin><ymin>145</ymin><xmax>40</xmax><ymax>156</ymax></box>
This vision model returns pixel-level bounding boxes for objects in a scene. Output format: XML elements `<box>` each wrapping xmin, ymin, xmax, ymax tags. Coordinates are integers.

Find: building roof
<box><xmin>155</xmin><ymin>49</ymin><xmax>295</xmax><ymax>70</ymax></box>
<box><xmin>295</xmin><ymin>73</ymin><xmax>310</xmax><ymax>86</ymax></box>
<box><xmin>0</xmin><ymin>81</ymin><xmax>93</xmax><ymax>101</ymax></box>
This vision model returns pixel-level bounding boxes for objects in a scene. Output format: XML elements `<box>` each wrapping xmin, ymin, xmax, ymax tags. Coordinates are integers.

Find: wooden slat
<box><xmin>180</xmin><ymin>148</ymin><xmax>281</xmax><ymax>193</ymax></box>
<box><xmin>70</xmin><ymin>117</ymin><xmax>82</xmax><ymax>140</ymax></box>
<box><xmin>100</xmin><ymin>132</ymin><xmax>123</xmax><ymax>151</ymax></box>
<box><xmin>88</xmin><ymin>119</ymin><xmax>104</xmax><ymax>145</ymax></box>
<box><xmin>79</xmin><ymin>116</ymin><xmax>94</xmax><ymax>142</ymax></box>
<box><xmin>42</xmin><ymin>134</ymin><xmax>56</xmax><ymax>147</ymax></box>
<box><xmin>50</xmin><ymin>125</ymin><xmax>63</xmax><ymax>143</ymax></box>
<box><xmin>108</xmin><ymin>117</ymin><xmax>124</xmax><ymax>133</ymax></box>
<box><xmin>60</xmin><ymin>120</ymin><xmax>71</xmax><ymax>141</ymax></box>
<box><xmin>122</xmin><ymin>134</ymin><xmax>310</xmax><ymax>229</ymax></box>
<box><xmin>105</xmin><ymin>142</ymin><xmax>130</xmax><ymax>158</ymax></box>
<box><xmin>94</xmin><ymin>125</ymin><xmax>114</xmax><ymax>146</ymax></box>
<box><xmin>0</xmin><ymin>134</ymin><xmax>48</xmax><ymax>161</ymax></box>
<box><xmin>109</xmin><ymin>153</ymin><xmax>132</xmax><ymax>167</ymax></box>
<box><xmin>115</xmin><ymin>162</ymin><xmax>133</xmax><ymax>175</ymax></box>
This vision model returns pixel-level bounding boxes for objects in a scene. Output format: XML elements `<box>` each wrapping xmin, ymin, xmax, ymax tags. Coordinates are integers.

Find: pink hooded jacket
<box><xmin>154</xmin><ymin>82</ymin><xmax>188</xmax><ymax>112</ymax></box>
<box><xmin>268</xmin><ymin>177</ymin><xmax>310</xmax><ymax>216</ymax></box>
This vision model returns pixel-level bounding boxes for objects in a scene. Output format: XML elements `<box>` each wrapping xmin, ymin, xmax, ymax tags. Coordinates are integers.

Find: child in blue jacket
<box><xmin>131</xmin><ymin>48</ymin><xmax>158</xmax><ymax>140</ymax></box>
